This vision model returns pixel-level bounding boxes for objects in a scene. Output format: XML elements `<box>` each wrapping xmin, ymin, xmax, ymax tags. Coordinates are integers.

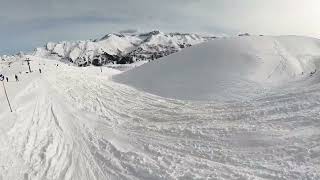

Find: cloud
<box><xmin>0</xmin><ymin>0</ymin><xmax>319</xmax><ymax>54</ymax></box>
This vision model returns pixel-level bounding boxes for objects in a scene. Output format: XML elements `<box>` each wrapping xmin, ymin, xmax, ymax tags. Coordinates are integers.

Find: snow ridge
<box><xmin>115</xmin><ymin>35</ymin><xmax>320</xmax><ymax>101</ymax></box>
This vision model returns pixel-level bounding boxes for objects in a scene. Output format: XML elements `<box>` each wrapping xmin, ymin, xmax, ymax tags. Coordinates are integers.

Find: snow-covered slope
<box><xmin>30</xmin><ymin>31</ymin><xmax>215</xmax><ymax>66</ymax></box>
<box><xmin>0</xmin><ymin>54</ymin><xmax>320</xmax><ymax>179</ymax></box>
<box><xmin>115</xmin><ymin>35</ymin><xmax>320</xmax><ymax>101</ymax></box>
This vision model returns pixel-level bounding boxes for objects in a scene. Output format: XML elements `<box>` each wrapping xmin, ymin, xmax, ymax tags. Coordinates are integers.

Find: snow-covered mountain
<box><xmin>29</xmin><ymin>30</ymin><xmax>216</xmax><ymax>66</ymax></box>
<box><xmin>0</xmin><ymin>52</ymin><xmax>25</xmax><ymax>62</ymax></box>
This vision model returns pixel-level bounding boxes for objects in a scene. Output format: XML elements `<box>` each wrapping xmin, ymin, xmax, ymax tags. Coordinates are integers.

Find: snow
<box><xmin>106</xmin><ymin>60</ymin><xmax>149</xmax><ymax>71</ymax></box>
<box><xmin>96</xmin><ymin>34</ymin><xmax>136</xmax><ymax>55</ymax></box>
<box><xmin>0</xmin><ymin>36</ymin><xmax>320</xmax><ymax>179</ymax></box>
<box><xmin>115</xmin><ymin>35</ymin><xmax>320</xmax><ymax>101</ymax></box>
<box><xmin>26</xmin><ymin>31</ymin><xmax>214</xmax><ymax>66</ymax></box>
<box><xmin>53</xmin><ymin>43</ymin><xmax>66</xmax><ymax>57</ymax></box>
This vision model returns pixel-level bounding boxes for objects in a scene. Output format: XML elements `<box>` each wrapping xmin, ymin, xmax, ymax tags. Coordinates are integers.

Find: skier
<box><xmin>310</xmin><ymin>69</ymin><xmax>317</xmax><ymax>76</ymax></box>
<box><xmin>39</xmin><ymin>68</ymin><xmax>42</xmax><ymax>74</ymax></box>
<box><xmin>6</xmin><ymin>77</ymin><xmax>8</xmax><ymax>82</ymax></box>
<box><xmin>15</xmin><ymin>74</ymin><xmax>19</xmax><ymax>81</ymax></box>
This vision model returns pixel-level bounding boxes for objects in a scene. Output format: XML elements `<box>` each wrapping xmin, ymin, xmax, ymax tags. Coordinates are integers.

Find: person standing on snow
<box><xmin>6</xmin><ymin>77</ymin><xmax>8</xmax><ymax>82</ymax></box>
<box><xmin>39</xmin><ymin>68</ymin><xmax>42</xmax><ymax>73</ymax></box>
<box><xmin>15</xmin><ymin>74</ymin><xmax>19</xmax><ymax>81</ymax></box>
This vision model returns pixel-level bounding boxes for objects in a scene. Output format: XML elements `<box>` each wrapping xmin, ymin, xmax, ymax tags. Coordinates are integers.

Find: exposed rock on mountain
<box><xmin>30</xmin><ymin>31</ymin><xmax>216</xmax><ymax>66</ymax></box>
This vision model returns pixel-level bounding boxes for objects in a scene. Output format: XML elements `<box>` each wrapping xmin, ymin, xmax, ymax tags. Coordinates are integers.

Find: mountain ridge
<box><xmin>1</xmin><ymin>30</ymin><xmax>217</xmax><ymax>66</ymax></box>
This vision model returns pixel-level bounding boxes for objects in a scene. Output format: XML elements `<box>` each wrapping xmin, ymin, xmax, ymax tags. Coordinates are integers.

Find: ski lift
<box><xmin>25</xmin><ymin>58</ymin><xmax>32</xmax><ymax>73</ymax></box>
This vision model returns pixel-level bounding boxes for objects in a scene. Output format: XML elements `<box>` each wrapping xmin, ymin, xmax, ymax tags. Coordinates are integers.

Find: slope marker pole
<box><xmin>1</xmin><ymin>79</ymin><xmax>12</xmax><ymax>112</ymax></box>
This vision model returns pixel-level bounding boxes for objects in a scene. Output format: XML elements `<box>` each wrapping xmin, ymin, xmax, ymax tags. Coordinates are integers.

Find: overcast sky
<box><xmin>1</xmin><ymin>0</ymin><xmax>319</xmax><ymax>55</ymax></box>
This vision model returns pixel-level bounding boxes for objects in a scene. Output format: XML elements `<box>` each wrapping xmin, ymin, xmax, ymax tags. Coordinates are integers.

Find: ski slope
<box><xmin>115</xmin><ymin>35</ymin><xmax>320</xmax><ymax>101</ymax></box>
<box><xmin>0</xmin><ymin>36</ymin><xmax>320</xmax><ymax>180</ymax></box>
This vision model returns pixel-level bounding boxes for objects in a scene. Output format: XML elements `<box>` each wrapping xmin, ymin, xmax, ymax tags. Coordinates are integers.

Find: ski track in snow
<box><xmin>0</xmin><ymin>57</ymin><xmax>320</xmax><ymax>179</ymax></box>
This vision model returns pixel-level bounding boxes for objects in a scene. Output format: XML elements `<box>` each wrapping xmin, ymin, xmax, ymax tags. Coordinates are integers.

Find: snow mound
<box><xmin>114</xmin><ymin>36</ymin><xmax>320</xmax><ymax>101</ymax></box>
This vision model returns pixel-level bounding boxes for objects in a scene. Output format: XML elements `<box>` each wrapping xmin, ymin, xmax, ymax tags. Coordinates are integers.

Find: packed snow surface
<box><xmin>0</xmin><ymin>35</ymin><xmax>319</xmax><ymax>180</ymax></box>
<box><xmin>115</xmin><ymin>36</ymin><xmax>320</xmax><ymax>101</ymax></box>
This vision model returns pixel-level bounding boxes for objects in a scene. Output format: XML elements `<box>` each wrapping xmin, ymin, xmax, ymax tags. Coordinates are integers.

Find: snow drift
<box><xmin>1</xmin><ymin>52</ymin><xmax>320</xmax><ymax>179</ymax></box>
<box><xmin>114</xmin><ymin>36</ymin><xmax>320</xmax><ymax>101</ymax></box>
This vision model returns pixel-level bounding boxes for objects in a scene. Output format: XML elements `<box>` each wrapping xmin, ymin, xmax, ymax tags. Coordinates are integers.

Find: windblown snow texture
<box><xmin>0</xmin><ymin>35</ymin><xmax>320</xmax><ymax>180</ymax></box>
<box><xmin>115</xmin><ymin>36</ymin><xmax>320</xmax><ymax>101</ymax></box>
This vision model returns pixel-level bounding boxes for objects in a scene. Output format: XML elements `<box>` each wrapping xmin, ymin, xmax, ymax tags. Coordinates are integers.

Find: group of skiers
<box><xmin>310</xmin><ymin>69</ymin><xmax>317</xmax><ymax>76</ymax></box>
<box><xmin>4</xmin><ymin>74</ymin><xmax>19</xmax><ymax>82</ymax></box>
<box><xmin>301</xmin><ymin>69</ymin><xmax>317</xmax><ymax>77</ymax></box>
<box><xmin>4</xmin><ymin>68</ymin><xmax>42</xmax><ymax>82</ymax></box>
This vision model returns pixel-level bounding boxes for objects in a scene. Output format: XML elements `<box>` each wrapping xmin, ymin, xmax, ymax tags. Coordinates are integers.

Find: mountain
<box><xmin>28</xmin><ymin>30</ymin><xmax>216</xmax><ymax>66</ymax></box>
<box><xmin>114</xmin><ymin>35</ymin><xmax>320</xmax><ymax>101</ymax></box>
<box><xmin>0</xmin><ymin>52</ymin><xmax>24</xmax><ymax>62</ymax></box>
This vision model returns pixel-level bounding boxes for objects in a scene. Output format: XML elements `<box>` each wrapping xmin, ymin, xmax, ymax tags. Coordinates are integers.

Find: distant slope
<box><xmin>114</xmin><ymin>36</ymin><xmax>320</xmax><ymax>101</ymax></box>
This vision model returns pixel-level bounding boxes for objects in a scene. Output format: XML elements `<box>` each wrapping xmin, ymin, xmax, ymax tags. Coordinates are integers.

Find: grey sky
<box><xmin>1</xmin><ymin>0</ymin><xmax>319</xmax><ymax>55</ymax></box>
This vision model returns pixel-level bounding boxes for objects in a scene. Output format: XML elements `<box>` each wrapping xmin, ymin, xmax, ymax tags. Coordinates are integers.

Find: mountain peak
<box><xmin>139</xmin><ymin>30</ymin><xmax>163</xmax><ymax>37</ymax></box>
<box><xmin>98</xmin><ymin>33</ymin><xmax>126</xmax><ymax>41</ymax></box>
